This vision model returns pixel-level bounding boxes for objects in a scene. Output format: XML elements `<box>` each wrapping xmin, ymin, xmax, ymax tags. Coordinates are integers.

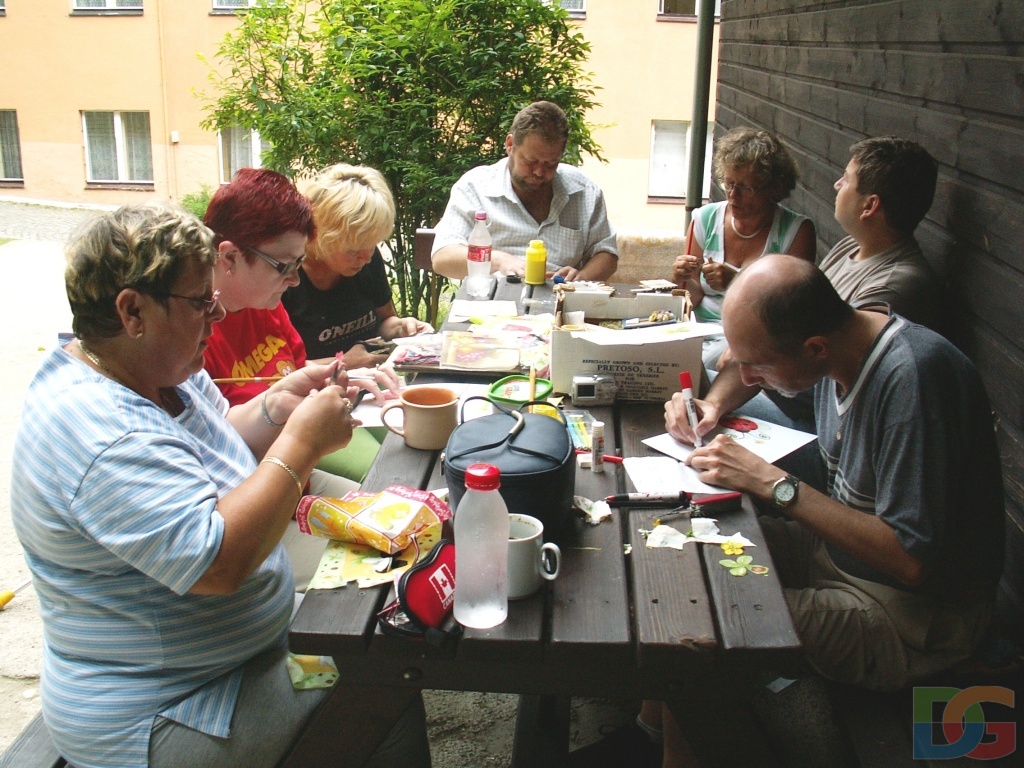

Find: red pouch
<box><xmin>377</xmin><ymin>540</ymin><xmax>460</xmax><ymax>646</ymax></box>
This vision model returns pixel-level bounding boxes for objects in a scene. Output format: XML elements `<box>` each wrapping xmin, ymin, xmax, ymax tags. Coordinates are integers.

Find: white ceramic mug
<box><xmin>380</xmin><ymin>386</ymin><xmax>459</xmax><ymax>450</ymax></box>
<box><xmin>507</xmin><ymin>513</ymin><xmax>561</xmax><ymax>600</ymax></box>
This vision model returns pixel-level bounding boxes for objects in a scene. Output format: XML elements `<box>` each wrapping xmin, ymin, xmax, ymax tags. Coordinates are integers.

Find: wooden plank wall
<box><xmin>714</xmin><ymin>0</ymin><xmax>1024</xmax><ymax>636</ymax></box>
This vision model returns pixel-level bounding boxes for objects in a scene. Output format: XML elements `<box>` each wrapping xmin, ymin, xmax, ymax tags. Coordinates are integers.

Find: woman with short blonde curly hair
<box><xmin>673</xmin><ymin>127</ymin><xmax>816</xmax><ymax>328</ymax></box>
<box><xmin>284</xmin><ymin>163</ymin><xmax>432</xmax><ymax>369</ymax></box>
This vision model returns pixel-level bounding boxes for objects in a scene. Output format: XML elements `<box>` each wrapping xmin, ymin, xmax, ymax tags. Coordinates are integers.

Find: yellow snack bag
<box><xmin>295</xmin><ymin>485</ymin><xmax>451</xmax><ymax>555</ymax></box>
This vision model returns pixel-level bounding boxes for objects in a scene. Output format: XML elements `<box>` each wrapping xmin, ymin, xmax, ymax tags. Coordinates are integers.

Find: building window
<box><xmin>73</xmin><ymin>0</ymin><xmax>143</xmax><ymax>8</ymax></box>
<box><xmin>212</xmin><ymin>0</ymin><xmax>257</xmax><ymax>8</ymax></box>
<box><xmin>659</xmin><ymin>0</ymin><xmax>720</xmax><ymax>17</ymax></box>
<box><xmin>83</xmin><ymin>111</ymin><xmax>154</xmax><ymax>183</ymax></box>
<box><xmin>649</xmin><ymin>120</ymin><xmax>713</xmax><ymax>200</ymax></box>
<box><xmin>560</xmin><ymin>0</ymin><xmax>586</xmax><ymax>12</ymax></box>
<box><xmin>219</xmin><ymin>127</ymin><xmax>269</xmax><ymax>183</ymax></box>
<box><xmin>0</xmin><ymin>111</ymin><xmax>23</xmax><ymax>182</ymax></box>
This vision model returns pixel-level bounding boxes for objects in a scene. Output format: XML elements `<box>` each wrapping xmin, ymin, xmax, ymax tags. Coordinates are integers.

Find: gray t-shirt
<box><xmin>814</xmin><ymin>315</ymin><xmax>1004</xmax><ymax>596</ymax></box>
<box><xmin>819</xmin><ymin>235</ymin><xmax>941</xmax><ymax>330</ymax></box>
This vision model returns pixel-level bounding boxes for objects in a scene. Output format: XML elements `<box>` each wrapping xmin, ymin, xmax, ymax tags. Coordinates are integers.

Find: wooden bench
<box><xmin>0</xmin><ymin>713</ymin><xmax>65</xmax><ymax>768</ymax></box>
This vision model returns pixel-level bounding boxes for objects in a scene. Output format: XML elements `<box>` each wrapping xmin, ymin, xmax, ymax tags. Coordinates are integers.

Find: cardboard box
<box><xmin>550</xmin><ymin>291</ymin><xmax>721</xmax><ymax>402</ymax></box>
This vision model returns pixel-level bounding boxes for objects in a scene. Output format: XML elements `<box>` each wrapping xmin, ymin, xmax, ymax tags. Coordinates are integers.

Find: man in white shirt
<box><xmin>431</xmin><ymin>101</ymin><xmax>618</xmax><ymax>282</ymax></box>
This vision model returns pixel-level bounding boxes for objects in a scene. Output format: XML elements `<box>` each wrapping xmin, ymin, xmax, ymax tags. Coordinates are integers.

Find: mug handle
<box><xmin>539</xmin><ymin>542</ymin><xmax>560</xmax><ymax>581</ymax></box>
<box><xmin>379</xmin><ymin>401</ymin><xmax>406</xmax><ymax>438</ymax></box>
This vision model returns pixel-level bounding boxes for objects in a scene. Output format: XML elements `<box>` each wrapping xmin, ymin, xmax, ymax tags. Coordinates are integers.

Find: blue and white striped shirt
<box><xmin>11</xmin><ymin>348</ymin><xmax>294</xmax><ymax>768</ymax></box>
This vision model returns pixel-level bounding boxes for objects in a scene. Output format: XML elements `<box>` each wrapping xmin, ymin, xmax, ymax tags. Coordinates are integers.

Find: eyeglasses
<box><xmin>248</xmin><ymin>246</ymin><xmax>306</xmax><ymax>277</ymax></box>
<box><xmin>723</xmin><ymin>180</ymin><xmax>770</xmax><ymax>196</ymax></box>
<box><xmin>159</xmin><ymin>289</ymin><xmax>222</xmax><ymax>315</ymax></box>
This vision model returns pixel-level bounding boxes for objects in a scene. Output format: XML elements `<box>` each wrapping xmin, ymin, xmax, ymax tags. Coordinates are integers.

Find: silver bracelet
<box><xmin>261</xmin><ymin>391</ymin><xmax>286</xmax><ymax>427</ymax></box>
<box><xmin>261</xmin><ymin>456</ymin><xmax>304</xmax><ymax>497</ymax></box>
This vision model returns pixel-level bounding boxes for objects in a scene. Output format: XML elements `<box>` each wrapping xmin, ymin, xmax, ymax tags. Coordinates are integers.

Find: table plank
<box><xmin>618</xmin><ymin>403</ymin><xmax>718</xmax><ymax>675</ymax></box>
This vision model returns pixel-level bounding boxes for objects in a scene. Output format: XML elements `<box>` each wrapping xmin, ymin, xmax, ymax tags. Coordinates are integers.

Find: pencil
<box><xmin>211</xmin><ymin>376</ymin><xmax>284</xmax><ymax>384</ymax></box>
<box><xmin>684</xmin><ymin>218</ymin><xmax>694</xmax><ymax>257</ymax></box>
<box><xmin>528</xmin><ymin>366</ymin><xmax>537</xmax><ymax>414</ymax></box>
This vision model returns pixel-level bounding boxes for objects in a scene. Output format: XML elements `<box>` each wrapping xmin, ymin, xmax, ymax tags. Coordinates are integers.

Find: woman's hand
<box><xmin>701</xmin><ymin>260</ymin><xmax>739</xmax><ymax>292</ymax></box>
<box><xmin>344</xmin><ymin>344</ymin><xmax>389</xmax><ymax>369</ymax></box>
<box><xmin>672</xmin><ymin>254</ymin><xmax>702</xmax><ymax>284</ymax></box>
<box><xmin>384</xmin><ymin>316</ymin><xmax>433</xmax><ymax>340</ymax></box>
<box><xmin>347</xmin><ymin>364</ymin><xmax>401</xmax><ymax>405</ymax></box>
<box><xmin>492</xmin><ymin>250</ymin><xmax>525</xmax><ymax>276</ymax></box>
<box><xmin>262</xmin><ymin>362</ymin><xmax>340</xmax><ymax>425</ymax></box>
<box><xmin>283</xmin><ymin>385</ymin><xmax>360</xmax><ymax>458</ymax></box>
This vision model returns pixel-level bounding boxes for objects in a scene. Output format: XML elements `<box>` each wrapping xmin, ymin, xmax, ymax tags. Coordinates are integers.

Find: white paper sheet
<box><xmin>624</xmin><ymin>455</ymin><xmax>725</xmax><ymax>494</ymax></box>
<box><xmin>446</xmin><ymin>299</ymin><xmax>519</xmax><ymax>322</ymax></box>
<box><xmin>642</xmin><ymin>414</ymin><xmax>816</xmax><ymax>466</ymax></box>
<box><xmin>351</xmin><ymin>382</ymin><xmax>493</xmax><ymax>428</ymax></box>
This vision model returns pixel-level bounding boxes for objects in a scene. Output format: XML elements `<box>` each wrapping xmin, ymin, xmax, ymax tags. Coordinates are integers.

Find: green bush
<box><xmin>202</xmin><ymin>0</ymin><xmax>600</xmax><ymax>325</ymax></box>
<box><xmin>180</xmin><ymin>185</ymin><xmax>214</xmax><ymax>219</ymax></box>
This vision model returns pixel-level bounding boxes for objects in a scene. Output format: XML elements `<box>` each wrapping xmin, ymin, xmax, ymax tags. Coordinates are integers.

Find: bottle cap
<box><xmin>679</xmin><ymin>371</ymin><xmax>694</xmax><ymax>391</ymax></box>
<box><xmin>474</xmin><ymin>210</ymin><xmax>487</xmax><ymax>221</ymax></box>
<box><xmin>553</xmin><ymin>275</ymin><xmax>565</xmax><ymax>284</ymax></box>
<box><xmin>465</xmin><ymin>463</ymin><xmax>501</xmax><ymax>491</ymax></box>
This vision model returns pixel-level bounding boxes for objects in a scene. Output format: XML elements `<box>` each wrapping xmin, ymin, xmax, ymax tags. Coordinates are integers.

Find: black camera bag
<box><xmin>443</xmin><ymin>398</ymin><xmax>575</xmax><ymax>543</ymax></box>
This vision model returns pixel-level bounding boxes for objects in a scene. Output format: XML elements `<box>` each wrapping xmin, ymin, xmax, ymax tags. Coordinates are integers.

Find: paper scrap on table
<box><xmin>306</xmin><ymin>523</ymin><xmax>443</xmax><ymax>590</ymax></box>
<box><xmin>645</xmin><ymin>518</ymin><xmax>755</xmax><ymax>550</ymax></box>
<box><xmin>446</xmin><ymin>299</ymin><xmax>519</xmax><ymax>322</ymax></box>
<box><xmin>574</xmin><ymin>495</ymin><xmax>612</xmax><ymax>525</ymax></box>
<box><xmin>351</xmin><ymin>382</ymin><xmax>492</xmax><ymax>428</ymax></box>
<box><xmin>564</xmin><ymin>321</ymin><xmax>722</xmax><ymax>347</ymax></box>
<box><xmin>643</xmin><ymin>414</ymin><xmax>816</xmax><ymax>466</ymax></box>
<box><xmin>624</xmin><ymin>455</ymin><xmax>724</xmax><ymax>494</ymax></box>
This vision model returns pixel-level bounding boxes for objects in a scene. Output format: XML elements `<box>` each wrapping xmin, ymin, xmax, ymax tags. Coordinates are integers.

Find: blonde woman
<box><xmin>284</xmin><ymin>163</ymin><xmax>432</xmax><ymax>370</ymax></box>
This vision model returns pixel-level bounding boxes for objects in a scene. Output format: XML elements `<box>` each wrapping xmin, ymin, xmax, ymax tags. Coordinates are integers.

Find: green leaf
<box><xmin>749</xmin><ymin>565</ymin><xmax>770</xmax><ymax>575</ymax></box>
<box><xmin>729</xmin><ymin>567</ymin><xmax>748</xmax><ymax>577</ymax></box>
<box><xmin>719</xmin><ymin>559</ymin><xmax>739</xmax><ymax>568</ymax></box>
<box><xmin>737</xmin><ymin>555</ymin><xmax>753</xmax><ymax>565</ymax></box>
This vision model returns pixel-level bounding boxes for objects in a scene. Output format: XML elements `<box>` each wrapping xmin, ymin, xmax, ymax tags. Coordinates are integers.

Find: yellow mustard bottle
<box><xmin>524</xmin><ymin>239</ymin><xmax>547</xmax><ymax>285</ymax></box>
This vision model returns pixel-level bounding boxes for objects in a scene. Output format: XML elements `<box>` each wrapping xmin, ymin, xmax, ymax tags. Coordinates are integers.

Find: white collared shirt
<box><xmin>432</xmin><ymin>157</ymin><xmax>617</xmax><ymax>270</ymax></box>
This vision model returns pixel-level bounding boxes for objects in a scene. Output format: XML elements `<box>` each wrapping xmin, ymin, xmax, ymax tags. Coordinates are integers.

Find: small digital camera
<box><xmin>571</xmin><ymin>374</ymin><xmax>618</xmax><ymax>406</ymax></box>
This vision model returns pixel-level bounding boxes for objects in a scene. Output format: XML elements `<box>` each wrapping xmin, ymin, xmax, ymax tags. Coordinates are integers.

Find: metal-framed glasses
<box><xmin>249</xmin><ymin>246</ymin><xmax>306</xmax><ymax>276</ymax></box>
<box><xmin>159</xmin><ymin>289</ymin><xmax>222</xmax><ymax>315</ymax></box>
<box><xmin>723</xmin><ymin>180</ymin><xmax>770</xmax><ymax>196</ymax></box>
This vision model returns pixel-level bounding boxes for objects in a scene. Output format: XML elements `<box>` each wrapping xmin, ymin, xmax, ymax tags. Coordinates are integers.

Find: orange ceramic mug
<box><xmin>380</xmin><ymin>386</ymin><xmax>459</xmax><ymax>450</ymax></box>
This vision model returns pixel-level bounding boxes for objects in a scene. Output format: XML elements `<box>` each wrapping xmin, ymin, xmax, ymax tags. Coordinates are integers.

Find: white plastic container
<box><xmin>453</xmin><ymin>463</ymin><xmax>509</xmax><ymax>629</ymax></box>
<box><xmin>465</xmin><ymin>210</ymin><xmax>493</xmax><ymax>299</ymax></box>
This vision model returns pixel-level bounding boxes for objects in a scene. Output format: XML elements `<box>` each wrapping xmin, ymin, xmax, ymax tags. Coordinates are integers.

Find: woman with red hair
<box><xmin>203</xmin><ymin>169</ymin><xmax>398</xmax><ymax>587</ymax></box>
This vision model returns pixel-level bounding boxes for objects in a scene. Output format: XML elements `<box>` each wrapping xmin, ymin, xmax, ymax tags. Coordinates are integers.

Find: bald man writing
<box><xmin>666</xmin><ymin>254</ymin><xmax>1003</xmax><ymax>690</ymax></box>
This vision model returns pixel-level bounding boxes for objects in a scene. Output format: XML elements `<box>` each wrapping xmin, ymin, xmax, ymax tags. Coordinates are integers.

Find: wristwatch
<box><xmin>771</xmin><ymin>474</ymin><xmax>800</xmax><ymax>509</ymax></box>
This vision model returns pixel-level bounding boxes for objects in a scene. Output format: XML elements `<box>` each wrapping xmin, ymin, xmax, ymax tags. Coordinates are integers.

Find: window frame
<box><xmin>82</xmin><ymin>110</ymin><xmax>155</xmax><ymax>189</ymax></box>
<box><xmin>559</xmin><ymin>0</ymin><xmax>586</xmax><ymax>17</ymax></box>
<box><xmin>211</xmin><ymin>0</ymin><xmax>258</xmax><ymax>13</ymax></box>
<box><xmin>0</xmin><ymin>110</ymin><xmax>24</xmax><ymax>186</ymax></box>
<box><xmin>657</xmin><ymin>0</ymin><xmax>720</xmax><ymax>21</ymax></box>
<box><xmin>647</xmin><ymin>120</ymin><xmax>714</xmax><ymax>203</ymax></box>
<box><xmin>218</xmin><ymin>126</ymin><xmax>269</xmax><ymax>184</ymax></box>
<box><xmin>72</xmin><ymin>0</ymin><xmax>143</xmax><ymax>12</ymax></box>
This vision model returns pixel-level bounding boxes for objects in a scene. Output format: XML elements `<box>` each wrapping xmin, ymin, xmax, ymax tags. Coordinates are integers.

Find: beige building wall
<box><xmin>575</xmin><ymin>0</ymin><xmax>719</xmax><ymax>233</ymax></box>
<box><xmin>0</xmin><ymin>0</ymin><xmax>717</xmax><ymax>230</ymax></box>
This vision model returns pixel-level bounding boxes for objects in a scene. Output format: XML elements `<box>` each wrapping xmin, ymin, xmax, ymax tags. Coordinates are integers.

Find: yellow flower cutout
<box><xmin>721</xmin><ymin>541</ymin><xmax>745</xmax><ymax>556</ymax></box>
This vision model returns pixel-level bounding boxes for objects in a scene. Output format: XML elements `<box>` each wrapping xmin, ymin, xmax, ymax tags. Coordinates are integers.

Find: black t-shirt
<box><xmin>282</xmin><ymin>248</ymin><xmax>392</xmax><ymax>359</ymax></box>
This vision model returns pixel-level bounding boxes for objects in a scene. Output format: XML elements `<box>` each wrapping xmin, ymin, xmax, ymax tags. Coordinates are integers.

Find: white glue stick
<box><xmin>591</xmin><ymin>420</ymin><xmax>605</xmax><ymax>473</ymax></box>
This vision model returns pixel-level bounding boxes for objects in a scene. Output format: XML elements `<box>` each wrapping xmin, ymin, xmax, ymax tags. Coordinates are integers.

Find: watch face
<box><xmin>774</xmin><ymin>479</ymin><xmax>796</xmax><ymax>505</ymax></box>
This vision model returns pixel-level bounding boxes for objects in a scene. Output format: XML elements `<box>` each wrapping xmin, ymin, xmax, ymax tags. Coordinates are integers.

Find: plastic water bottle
<box><xmin>465</xmin><ymin>210</ymin><xmax>493</xmax><ymax>299</ymax></box>
<box><xmin>453</xmin><ymin>463</ymin><xmax>509</xmax><ymax>629</ymax></box>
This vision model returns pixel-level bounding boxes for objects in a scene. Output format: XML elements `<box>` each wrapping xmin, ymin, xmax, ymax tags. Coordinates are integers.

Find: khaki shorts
<box><xmin>761</xmin><ymin>516</ymin><xmax>993</xmax><ymax>691</ymax></box>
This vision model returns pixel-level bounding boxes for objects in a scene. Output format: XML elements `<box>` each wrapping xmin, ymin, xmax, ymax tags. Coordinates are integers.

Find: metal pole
<box><xmin>685</xmin><ymin>0</ymin><xmax>716</xmax><ymax>230</ymax></box>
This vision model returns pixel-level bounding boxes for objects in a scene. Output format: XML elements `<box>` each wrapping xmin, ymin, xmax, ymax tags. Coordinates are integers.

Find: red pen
<box><xmin>575</xmin><ymin>449</ymin><xmax>623</xmax><ymax>464</ymax></box>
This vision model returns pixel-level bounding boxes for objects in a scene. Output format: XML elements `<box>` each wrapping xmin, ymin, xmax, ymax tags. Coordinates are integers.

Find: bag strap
<box><xmin>446</xmin><ymin>408</ymin><xmax>525</xmax><ymax>463</ymax></box>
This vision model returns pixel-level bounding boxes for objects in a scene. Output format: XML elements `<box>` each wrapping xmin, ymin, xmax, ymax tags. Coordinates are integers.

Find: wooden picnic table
<box><xmin>283</xmin><ymin>277</ymin><xmax>801</xmax><ymax>767</ymax></box>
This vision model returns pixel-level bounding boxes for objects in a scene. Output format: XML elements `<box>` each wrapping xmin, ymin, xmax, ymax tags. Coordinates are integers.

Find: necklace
<box><xmin>730</xmin><ymin>214</ymin><xmax>766</xmax><ymax>240</ymax></box>
<box><xmin>79</xmin><ymin>341</ymin><xmax>183</xmax><ymax>417</ymax></box>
